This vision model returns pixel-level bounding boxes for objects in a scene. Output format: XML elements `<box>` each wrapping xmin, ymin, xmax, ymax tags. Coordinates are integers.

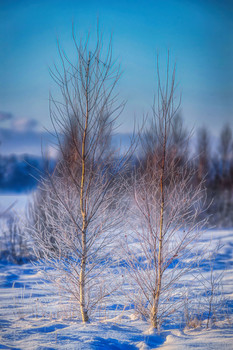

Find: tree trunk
<box><xmin>80</xmin><ymin>221</ymin><xmax>89</xmax><ymax>323</ymax></box>
<box><xmin>79</xmin><ymin>54</ymin><xmax>90</xmax><ymax>323</ymax></box>
<box><xmin>151</xmin><ymin>128</ymin><xmax>166</xmax><ymax>329</ymax></box>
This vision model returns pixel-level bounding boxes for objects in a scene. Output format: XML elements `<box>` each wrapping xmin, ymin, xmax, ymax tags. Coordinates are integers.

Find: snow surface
<box><xmin>0</xmin><ymin>194</ymin><xmax>29</xmax><ymax>214</ymax></box>
<box><xmin>0</xmin><ymin>229</ymin><xmax>233</xmax><ymax>349</ymax></box>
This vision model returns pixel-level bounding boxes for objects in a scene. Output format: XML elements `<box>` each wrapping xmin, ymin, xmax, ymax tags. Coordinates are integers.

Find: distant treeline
<box><xmin>135</xmin><ymin>118</ymin><xmax>233</xmax><ymax>227</ymax></box>
<box><xmin>194</xmin><ymin>124</ymin><xmax>233</xmax><ymax>227</ymax></box>
<box><xmin>1</xmin><ymin>121</ymin><xmax>233</xmax><ymax>226</ymax></box>
<box><xmin>0</xmin><ymin>154</ymin><xmax>55</xmax><ymax>193</ymax></box>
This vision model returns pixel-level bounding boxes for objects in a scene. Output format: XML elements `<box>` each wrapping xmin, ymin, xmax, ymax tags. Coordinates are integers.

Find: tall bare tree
<box><xmin>125</xmin><ymin>57</ymin><xmax>207</xmax><ymax>329</ymax></box>
<box><xmin>196</xmin><ymin>126</ymin><xmax>211</xmax><ymax>183</ymax></box>
<box><xmin>218</xmin><ymin>123</ymin><xmax>232</xmax><ymax>180</ymax></box>
<box><xmin>29</xmin><ymin>29</ymin><xmax>130</xmax><ymax>323</ymax></box>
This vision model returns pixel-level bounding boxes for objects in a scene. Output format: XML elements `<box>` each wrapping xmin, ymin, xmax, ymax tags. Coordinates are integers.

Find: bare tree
<box><xmin>209</xmin><ymin>123</ymin><xmax>233</xmax><ymax>226</ymax></box>
<box><xmin>29</xmin><ymin>29</ymin><xmax>131</xmax><ymax>323</ymax></box>
<box><xmin>218</xmin><ymin>123</ymin><xmax>232</xmax><ymax>180</ymax></box>
<box><xmin>139</xmin><ymin>111</ymin><xmax>188</xmax><ymax>182</ymax></box>
<box><xmin>170</xmin><ymin>113</ymin><xmax>189</xmax><ymax>163</ymax></box>
<box><xmin>196</xmin><ymin>126</ymin><xmax>211</xmax><ymax>183</ymax></box>
<box><xmin>124</xmin><ymin>57</ymin><xmax>207</xmax><ymax>329</ymax></box>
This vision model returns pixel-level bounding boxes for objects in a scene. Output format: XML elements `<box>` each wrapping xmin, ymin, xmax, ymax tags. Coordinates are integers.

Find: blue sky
<box><xmin>0</xmin><ymin>0</ymin><xmax>232</xmax><ymax>153</ymax></box>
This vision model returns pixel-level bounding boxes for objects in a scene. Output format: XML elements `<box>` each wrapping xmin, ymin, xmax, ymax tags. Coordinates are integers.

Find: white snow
<box><xmin>0</xmin><ymin>229</ymin><xmax>233</xmax><ymax>349</ymax></box>
<box><xmin>0</xmin><ymin>193</ymin><xmax>29</xmax><ymax>214</ymax></box>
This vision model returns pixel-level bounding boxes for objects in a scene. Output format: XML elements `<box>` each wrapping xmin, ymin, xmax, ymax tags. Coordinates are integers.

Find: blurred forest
<box><xmin>0</xmin><ymin>120</ymin><xmax>233</xmax><ymax>224</ymax></box>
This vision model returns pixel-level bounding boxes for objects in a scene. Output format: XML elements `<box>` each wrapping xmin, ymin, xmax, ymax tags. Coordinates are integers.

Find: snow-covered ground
<box><xmin>0</xmin><ymin>193</ymin><xmax>30</xmax><ymax>215</ymax></box>
<box><xmin>0</xmin><ymin>227</ymin><xmax>232</xmax><ymax>349</ymax></box>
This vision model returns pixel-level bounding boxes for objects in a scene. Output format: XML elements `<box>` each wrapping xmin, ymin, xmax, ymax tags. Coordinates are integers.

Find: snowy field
<box><xmin>0</xmin><ymin>225</ymin><xmax>233</xmax><ymax>349</ymax></box>
<box><xmin>0</xmin><ymin>194</ymin><xmax>30</xmax><ymax>215</ymax></box>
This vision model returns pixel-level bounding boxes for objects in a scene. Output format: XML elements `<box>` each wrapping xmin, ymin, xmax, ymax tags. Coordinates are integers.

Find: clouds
<box><xmin>0</xmin><ymin>111</ymin><xmax>13</xmax><ymax>122</ymax></box>
<box><xmin>11</xmin><ymin>117</ymin><xmax>38</xmax><ymax>132</ymax></box>
<box><xmin>0</xmin><ymin>111</ymin><xmax>39</xmax><ymax>131</ymax></box>
<box><xmin>0</xmin><ymin>111</ymin><xmax>48</xmax><ymax>156</ymax></box>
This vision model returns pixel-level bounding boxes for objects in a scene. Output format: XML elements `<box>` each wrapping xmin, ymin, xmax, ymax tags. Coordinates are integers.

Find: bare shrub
<box><xmin>28</xmin><ymin>28</ymin><xmax>132</xmax><ymax>323</ymax></box>
<box><xmin>124</xmin><ymin>56</ymin><xmax>208</xmax><ymax>329</ymax></box>
<box><xmin>183</xmin><ymin>242</ymin><xmax>226</xmax><ymax>329</ymax></box>
<box><xmin>0</xmin><ymin>211</ymin><xmax>30</xmax><ymax>263</ymax></box>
